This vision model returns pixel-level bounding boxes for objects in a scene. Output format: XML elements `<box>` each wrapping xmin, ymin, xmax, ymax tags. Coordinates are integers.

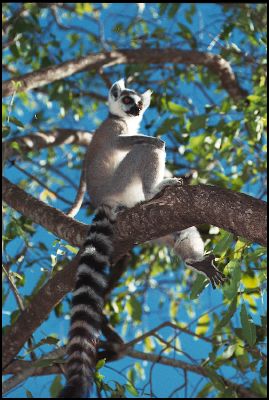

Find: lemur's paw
<box><xmin>167</xmin><ymin>177</ymin><xmax>183</xmax><ymax>186</ymax></box>
<box><xmin>186</xmin><ymin>254</ymin><xmax>227</xmax><ymax>290</ymax></box>
<box><xmin>157</xmin><ymin>177</ymin><xmax>183</xmax><ymax>192</ymax></box>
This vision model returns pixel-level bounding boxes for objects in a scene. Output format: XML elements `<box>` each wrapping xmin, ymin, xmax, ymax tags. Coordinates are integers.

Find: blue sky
<box><xmin>3</xmin><ymin>3</ymin><xmax>266</xmax><ymax>398</ymax></box>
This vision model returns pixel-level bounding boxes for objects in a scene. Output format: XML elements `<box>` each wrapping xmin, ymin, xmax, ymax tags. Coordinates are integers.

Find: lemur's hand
<box><xmin>186</xmin><ymin>254</ymin><xmax>227</xmax><ymax>289</ymax></box>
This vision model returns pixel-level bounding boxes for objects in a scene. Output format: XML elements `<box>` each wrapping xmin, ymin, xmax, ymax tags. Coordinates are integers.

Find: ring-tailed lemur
<box><xmin>59</xmin><ymin>79</ymin><xmax>225</xmax><ymax>398</ymax></box>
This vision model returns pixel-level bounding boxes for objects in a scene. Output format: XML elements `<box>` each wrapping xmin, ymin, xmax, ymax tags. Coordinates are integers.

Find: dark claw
<box><xmin>176</xmin><ymin>177</ymin><xmax>184</xmax><ymax>186</ymax></box>
<box><xmin>114</xmin><ymin>204</ymin><xmax>128</xmax><ymax>214</ymax></box>
<box><xmin>187</xmin><ymin>254</ymin><xmax>227</xmax><ymax>289</ymax></box>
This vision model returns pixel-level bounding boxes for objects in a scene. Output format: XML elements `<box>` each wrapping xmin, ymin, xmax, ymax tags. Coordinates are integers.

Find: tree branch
<box><xmin>3</xmin><ymin>129</ymin><xmax>92</xmax><ymax>160</ymax></box>
<box><xmin>2</xmin><ymin>48</ymin><xmax>248</xmax><ymax>101</ymax></box>
<box><xmin>2</xmin><ymin>254</ymin><xmax>80</xmax><ymax>370</ymax></box>
<box><xmin>3</xmin><ymin>345</ymin><xmax>260</xmax><ymax>398</ymax></box>
<box><xmin>2</xmin><ymin>347</ymin><xmax>65</xmax><ymax>395</ymax></box>
<box><xmin>2</xmin><ymin>177</ymin><xmax>88</xmax><ymax>248</ymax></box>
<box><xmin>126</xmin><ymin>349</ymin><xmax>260</xmax><ymax>398</ymax></box>
<box><xmin>3</xmin><ymin>177</ymin><xmax>267</xmax><ymax>251</ymax></box>
<box><xmin>112</xmin><ymin>184</ymin><xmax>267</xmax><ymax>259</ymax></box>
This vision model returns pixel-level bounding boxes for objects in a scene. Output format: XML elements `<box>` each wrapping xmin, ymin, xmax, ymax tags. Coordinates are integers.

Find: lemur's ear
<box><xmin>141</xmin><ymin>89</ymin><xmax>152</xmax><ymax>109</ymax></box>
<box><xmin>109</xmin><ymin>79</ymin><xmax>125</xmax><ymax>100</ymax></box>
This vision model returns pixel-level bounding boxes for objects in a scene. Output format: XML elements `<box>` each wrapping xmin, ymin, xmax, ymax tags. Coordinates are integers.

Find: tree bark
<box><xmin>2</xmin><ymin>48</ymin><xmax>248</xmax><ymax>101</ymax></box>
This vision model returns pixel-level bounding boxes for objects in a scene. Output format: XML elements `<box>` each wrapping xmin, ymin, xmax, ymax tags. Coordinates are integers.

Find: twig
<box><xmin>125</xmin><ymin>321</ymin><xmax>214</xmax><ymax>349</ymax></box>
<box><xmin>12</xmin><ymin>161</ymin><xmax>74</xmax><ymax>206</ymax></box>
<box><xmin>2</xmin><ymin>265</ymin><xmax>25</xmax><ymax>311</ymax></box>
<box><xmin>2</xmin><ymin>347</ymin><xmax>65</xmax><ymax>395</ymax></box>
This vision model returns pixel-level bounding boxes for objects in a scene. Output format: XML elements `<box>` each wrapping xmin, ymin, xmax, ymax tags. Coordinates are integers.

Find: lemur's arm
<box><xmin>117</xmin><ymin>135</ymin><xmax>165</xmax><ymax>150</ymax></box>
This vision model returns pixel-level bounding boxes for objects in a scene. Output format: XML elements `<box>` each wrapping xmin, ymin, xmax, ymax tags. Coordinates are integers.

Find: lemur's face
<box><xmin>108</xmin><ymin>79</ymin><xmax>152</xmax><ymax>119</ymax></box>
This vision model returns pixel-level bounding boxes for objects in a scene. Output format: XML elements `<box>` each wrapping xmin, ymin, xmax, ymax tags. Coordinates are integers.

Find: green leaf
<box><xmin>214</xmin><ymin>231</ymin><xmax>234</xmax><ymax>255</ymax></box>
<box><xmin>32</xmin><ymin>273</ymin><xmax>47</xmax><ymax>296</ymax></box>
<box><xmin>75</xmin><ymin>3</ymin><xmax>93</xmax><ymax>15</ymax></box>
<box><xmin>64</xmin><ymin>244</ymin><xmax>78</xmax><ymax>254</ymax></box>
<box><xmin>188</xmin><ymin>133</ymin><xmax>206</xmax><ymax>152</ymax></box>
<box><xmin>33</xmin><ymin>358</ymin><xmax>55</xmax><ymax>368</ymax></box>
<box><xmin>159</xmin><ymin>3</ymin><xmax>169</xmax><ymax>16</ymax></box>
<box><xmin>24</xmin><ymin>336</ymin><xmax>59</xmax><ymax>355</ymax></box>
<box><xmin>218</xmin><ymin>388</ymin><xmax>238</xmax><ymax>398</ymax></box>
<box><xmin>169</xmin><ymin>299</ymin><xmax>179</xmax><ymax>320</ymax></box>
<box><xmin>96</xmin><ymin>358</ymin><xmax>106</xmax><ymax>370</ymax></box>
<box><xmin>125</xmin><ymin>382</ymin><xmax>138</xmax><ymax>397</ymax></box>
<box><xmin>126</xmin><ymin>296</ymin><xmax>142</xmax><ymax>322</ymax></box>
<box><xmin>251</xmin><ymin>379</ymin><xmax>267</xmax><ymax>397</ymax></box>
<box><xmin>166</xmin><ymin>101</ymin><xmax>188</xmax><ymax>115</ymax></box>
<box><xmin>44</xmin><ymin>336</ymin><xmax>59</xmax><ymax>345</ymax></box>
<box><xmin>240</xmin><ymin>304</ymin><xmax>256</xmax><ymax>347</ymax></box>
<box><xmin>216</xmin><ymin>296</ymin><xmax>237</xmax><ymax>329</ymax></box>
<box><xmin>195</xmin><ymin>313</ymin><xmax>210</xmax><ymax>336</ymax></box>
<box><xmin>190</xmin><ymin>274</ymin><xmax>207</xmax><ymax>300</ymax></box>
<box><xmin>247</xmin><ymin>95</ymin><xmax>261</xmax><ymax>103</ymax></box>
<box><xmin>204</xmin><ymin>366</ymin><xmax>226</xmax><ymax>391</ymax></box>
<box><xmin>2</xmin><ymin>125</ymin><xmax>11</xmax><ymax>137</ymax></box>
<box><xmin>190</xmin><ymin>115</ymin><xmax>207</xmax><ymax>131</ymax></box>
<box><xmin>156</xmin><ymin>117</ymin><xmax>178</xmax><ymax>136</ymax></box>
<box><xmin>25</xmin><ymin>389</ymin><xmax>34</xmax><ymax>398</ymax></box>
<box><xmin>196</xmin><ymin>382</ymin><xmax>212</xmax><ymax>398</ymax></box>
<box><xmin>223</xmin><ymin>260</ymin><xmax>241</xmax><ymax>300</ymax></box>
<box><xmin>144</xmin><ymin>336</ymin><xmax>155</xmax><ymax>352</ymax></box>
<box><xmin>10</xmin><ymin>309</ymin><xmax>20</xmax><ymax>325</ymax></box>
<box><xmin>9</xmin><ymin>116</ymin><xmax>24</xmax><ymax>128</ymax></box>
<box><xmin>168</xmin><ymin>3</ymin><xmax>180</xmax><ymax>19</ymax></box>
<box><xmin>50</xmin><ymin>375</ymin><xmax>62</xmax><ymax>398</ymax></box>
<box><xmin>113</xmin><ymin>23</ymin><xmax>124</xmax><ymax>33</ymax></box>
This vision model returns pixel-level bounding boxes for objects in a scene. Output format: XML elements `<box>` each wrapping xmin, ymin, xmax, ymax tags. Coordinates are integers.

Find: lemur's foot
<box><xmin>156</xmin><ymin>177</ymin><xmax>183</xmax><ymax>192</ymax></box>
<box><xmin>186</xmin><ymin>254</ymin><xmax>227</xmax><ymax>289</ymax></box>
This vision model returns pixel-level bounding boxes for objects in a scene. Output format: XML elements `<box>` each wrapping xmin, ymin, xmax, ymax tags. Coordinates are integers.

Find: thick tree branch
<box><xmin>112</xmin><ymin>184</ymin><xmax>267</xmax><ymax>258</ymax></box>
<box><xmin>3</xmin><ymin>129</ymin><xmax>92</xmax><ymax>160</ymax></box>
<box><xmin>2</xmin><ymin>177</ymin><xmax>88</xmax><ymax>247</ymax></box>
<box><xmin>2</xmin><ymin>48</ymin><xmax>248</xmax><ymax>101</ymax></box>
<box><xmin>3</xmin><ymin>177</ymin><xmax>267</xmax><ymax>251</ymax></box>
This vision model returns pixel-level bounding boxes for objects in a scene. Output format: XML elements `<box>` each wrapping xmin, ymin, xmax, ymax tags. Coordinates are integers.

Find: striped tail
<box><xmin>59</xmin><ymin>205</ymin><xmax>115</xmax><ymax>398</ymax></box>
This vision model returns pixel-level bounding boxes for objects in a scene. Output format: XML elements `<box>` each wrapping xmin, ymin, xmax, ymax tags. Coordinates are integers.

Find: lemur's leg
<box><xmin>173</xmin><ymin>228</ymin><xmax>226</xmax><ymax>289</ymax></box>
<box><xmin>103</xmin><ymin>144</ymin><xmax>167</xmax><ymax>208</ymax></box>
<box><xmin>137</xmin><ymin>146</ymin><xmax>182</xmax><ymax>200</ymax></box>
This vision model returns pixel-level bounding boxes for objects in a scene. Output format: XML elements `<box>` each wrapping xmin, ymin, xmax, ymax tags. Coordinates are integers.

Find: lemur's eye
<box><xmin>138</xmin><ymin>101</ymin><xmax>143</xmax><ymax>108</ymax></box>
<box><xmin>122</xmin><ymin>96</ymin><xmax>133</xmax><ymax>104</ymax></box>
